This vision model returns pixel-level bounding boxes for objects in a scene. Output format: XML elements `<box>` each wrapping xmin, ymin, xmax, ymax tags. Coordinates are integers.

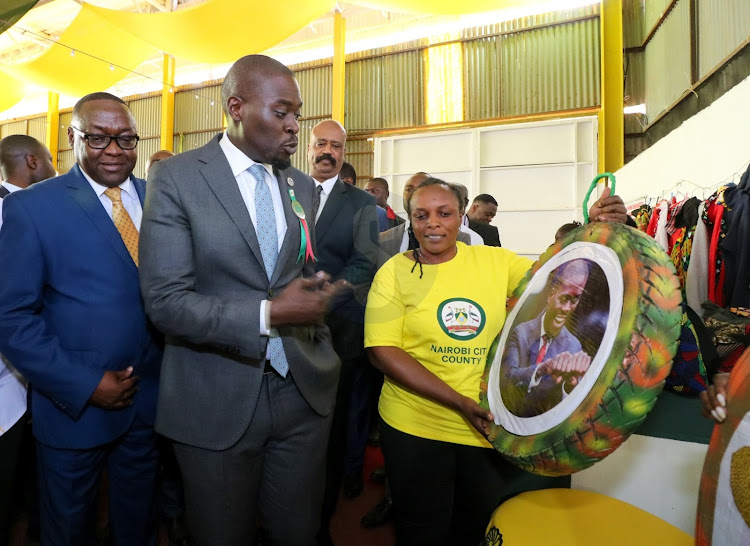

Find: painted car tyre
<box><xmin>480</xmin><ymin>222</ymin><xmax>682</xmax><ymax>476</ymax></box>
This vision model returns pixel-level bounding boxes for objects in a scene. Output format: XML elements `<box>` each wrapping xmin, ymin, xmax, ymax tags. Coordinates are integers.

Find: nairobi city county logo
<box><xmin>437</xmin><ymin>298</ymin><xmax>486</xmax><ymax>340</ymax></box>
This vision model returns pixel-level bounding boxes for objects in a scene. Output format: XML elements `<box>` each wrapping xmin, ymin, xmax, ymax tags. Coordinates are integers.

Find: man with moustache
<box><xmin>139</xmin><ymin>55</ymin><xmax>345</xmax><ymax>546</ymax></box>
<box><xmin>0</xmin><ymin>93</ymin><xmax>162</xmax><ymax>545</ymax></box>
<box><xmin>306</xmin><ymin>120</ymin><xmax>379</xmax><ymax>543</ymax></box>
<box><xmin>467</xmin><ymin>194</ymin><xmax>501</xmax><ymax>247</ymax></box>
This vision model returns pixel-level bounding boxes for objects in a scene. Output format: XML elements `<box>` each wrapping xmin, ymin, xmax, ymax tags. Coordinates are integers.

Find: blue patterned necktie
<box><xmin>249</xmin><ymin>164</ymin><xmax>288</xmax><ymax>377</ymax></box>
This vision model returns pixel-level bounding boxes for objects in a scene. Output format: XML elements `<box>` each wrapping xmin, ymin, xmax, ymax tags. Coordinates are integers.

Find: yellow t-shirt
<box><xmin>365</xmin><ymin>242</ymin><xmax>532</xmax><ymax>447</ymax></box>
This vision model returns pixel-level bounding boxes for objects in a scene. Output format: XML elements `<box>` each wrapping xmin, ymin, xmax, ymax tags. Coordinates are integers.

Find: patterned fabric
<box><xmin>703</xmin><ymin>186</ymin><xmax>734</xmax><ymax>307</ymax></box>
<box><xmin>249</xmin><ymin>164</ymin><xmax>288</xmax><ymax>377</ymax></box>
<box><xmin>103</xmin><ymin>187</ymin><xmax>139</xmax><ymax>266</ymax></box>
<box><xmin>665</xmin><ymin>302</ymin><xmax>711</xmax><ymax>394</ymax></box>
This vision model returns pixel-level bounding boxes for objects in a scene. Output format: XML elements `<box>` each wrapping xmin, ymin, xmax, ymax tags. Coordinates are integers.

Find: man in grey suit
<box><xmin>139</xmin><ymin>55</ymin><xmax>344</xmax><ymax>546</ymax></box>
<box><xmin>500</xmin><ymin>259</ymin><xmax>592</xmax><ymax>417</ymax></box>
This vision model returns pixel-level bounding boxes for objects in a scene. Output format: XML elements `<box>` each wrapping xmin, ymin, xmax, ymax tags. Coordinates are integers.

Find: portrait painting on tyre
<box><xmin>488</xmin><ymin>241</ymin><xmax>624</xmax><ymax>437</ymax></box>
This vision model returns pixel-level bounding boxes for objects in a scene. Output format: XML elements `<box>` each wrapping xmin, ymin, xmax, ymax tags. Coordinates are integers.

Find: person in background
<box><xmin>0</xmin><ymin>92</ymin><xmax>163</xmax><ymax>545</ymax></box>
<box><xmin>365</xmin><ymin>179</ymin><xmax>628</xmax><ymax>544</ymax></box>
<box><xmin>365</xmin><ymin>177</ymin><xmax>405</xmax><ymax>232</ymax></box>
<box><xmin>452</xmin><ymin>183</ymin><xmax>486</xmax><ymax>246</ymax></box>
<box><xmin>306</xmin><ymin>119</ymin><xmax>379</xmax><ymax>545</ymax></box>
<box><xmin>338</xmin><ymin>161</ymin><xmax>356</xmax><ymax>186</ymax></box>
<box><xmin>0</xmin><ymin>134</ymin><xmax>56</xmax><ymax>546</ymax></box>
<box><xmin>467</xmin><ymin>194</ymin><xmax>501</xmax><ymax>247</ymax></box>
<box><xmin>139</xmin><ymin>55</ymin><xmax>345</xmax><ymax>546</ymax></box>
<box><xmin>146</xmin><ymin>149</ymin><xmax>174</xmax><ymax>178</ymax></box>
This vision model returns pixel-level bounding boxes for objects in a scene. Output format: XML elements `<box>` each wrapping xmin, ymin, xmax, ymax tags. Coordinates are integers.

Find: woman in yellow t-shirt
<box><xmin>365</xmin><ymin>178</ymin><xmax>627</xmax><ymax>545</ymax></box>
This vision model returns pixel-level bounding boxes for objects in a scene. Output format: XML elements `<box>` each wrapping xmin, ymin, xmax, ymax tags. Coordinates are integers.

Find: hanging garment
<box><xmin>686</xmin><ymin>201</ymin><xmax>709</xmax><ymax>318</ymax></box>
<box><xmin>721</xmin><ymin>164</ymin><xmax>750</xmax><ymax>308</ymax></box>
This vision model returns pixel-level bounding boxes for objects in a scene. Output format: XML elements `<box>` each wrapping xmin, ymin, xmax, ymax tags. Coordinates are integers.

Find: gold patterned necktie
<box><xmin>103</xmin><ymin>186</ymin><xmax>139</xmax><ymax>267</ymax></box>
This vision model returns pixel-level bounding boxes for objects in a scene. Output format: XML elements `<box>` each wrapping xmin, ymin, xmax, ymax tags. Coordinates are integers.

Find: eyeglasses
<box><xmin>71</xmin><ymin>126</ymin><xmax>139</xmax><ymax>150</ymax></box>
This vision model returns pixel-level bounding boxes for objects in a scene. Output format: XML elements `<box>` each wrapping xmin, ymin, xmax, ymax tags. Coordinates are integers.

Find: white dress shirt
<box><xmin>80</xmin><ymin>170</ymin><xmax>143</xmax><ymax>231</ymax></box>
<box><xmin>313</xmin><ymin>176</ymin><xmax>339</xmax><ymax>223</ymax></box>
<box><xmin>0</xmin><ymin>181</ymin><xmax>28</xmax><ymax>435</ymax></box>
<box><xmin>219</xmin><ymin>133</ymin><xmax>288</xmax><ymax>338</ymax></box>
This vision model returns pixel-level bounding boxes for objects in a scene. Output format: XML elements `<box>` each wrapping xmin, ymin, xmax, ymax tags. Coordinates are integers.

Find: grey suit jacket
<box><xmin>377</xmin><ymin>223</ymin><xmax>472</xmax><ymax>268</ymax></box>
<box><xmin>139</xmin><ymin>134</ymin><xmax>340</xmax><ymax>450</ymax></box>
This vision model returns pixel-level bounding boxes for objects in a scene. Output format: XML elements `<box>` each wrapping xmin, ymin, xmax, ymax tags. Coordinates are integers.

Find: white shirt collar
<box><xmin>219</xmin><ymin>131</ymin><xmax>273</xmax><ymax>179</ymax></box>
<box><xmin>313</xmin><ymin>175</ymin><xmax>338</xmax><ymax>196</ymax></box>
<box><xmin>79</xmin><ymin>167</ymin><xmax>137</xmax><ymax>200</ymax></box>
<box><xmin>0</xmin><ymin>181</ymin><xmax>24</xmax><ymax>193</ymax></box>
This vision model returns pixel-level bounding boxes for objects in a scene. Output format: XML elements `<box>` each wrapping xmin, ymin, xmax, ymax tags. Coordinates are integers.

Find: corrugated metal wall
<box><xmin>345</xmin><ymin>58</ymin><xmax>381</xmax><ymax>131</ymax></box>
<box><xmin>128</xmin><ymin>95</ymin><xmax>162</xmax><ymax>179</ymax></box>
<box><xmin>644</xmin><ymin>0</ymin><xmax>690</xmax><ymax>120</ymax></box>
<box><xmin>381</xmin><ymin>51</ymin><xmax>424</xmax><ymax>128</ymax></box>
<box><xmin>27</xmin><ymin>116</ymin><xmax>46</xmax><ymax>144</ymax></box>
<box><xmin>173</xmin><ymin>84</ymin><xmax>223</xmax><ymax>153</ymax></box>
<box><xmin>698</xmin><ymin>0</ymin><xmax>750</xmax><ymax>79</ymax></box>
<box><xmin>57</xmin><ymin>111</ymin><xmax>73</xmax><ymax>173</ymax></box>
<box><xmin>465</xmin><ymin>16</ymin><xmax>600</xmax><ymax>120</ymax></box>
<box><xmin>0</xmin><ymin>120</ymin><xmax>27</xmax><ymax>138</ymax></box>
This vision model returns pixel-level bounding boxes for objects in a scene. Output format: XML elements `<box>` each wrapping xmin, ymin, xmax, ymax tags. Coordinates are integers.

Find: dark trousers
<box><xmin>0</xmin><ymin>415</ymin><xmax>24</xmax><ymax>546</ymax></box>
<box><xmin>36</xmin><ymin>415</ymin><xmax>159</xmax><ymax>546</ymax></box>
<box><xmin>156</xmin><ymin>435</ymin><xmax>185</xmax><ymax>520</ymax></box>
<box><xmin>381</xmin><ymin>420</ymin><xmax>569</xmax><ymax>546</ymax></box>
<box><xmin>174</xmin><ymin>372</ymin><xmax>332</xmax><ymax>546</ymax></box>
<box><xmin>344</xmin><ymin>361</ymin><xmax>381</xmax><ymax>474</ymax></box>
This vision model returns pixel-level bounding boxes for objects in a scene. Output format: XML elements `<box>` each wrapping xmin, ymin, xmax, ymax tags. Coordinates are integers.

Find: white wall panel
<box><xmin>392</xmin><ymin>131</ymin><xmax>473</xmax><ymax>174</ymax></box>
<box><xmin>375</xmin><ymin>116</ymin><xmax>597</xmax><ymax>257</ymax></box>
<box><xmin>480</xmin><ymin>123</ymin><xmax>576</xmax><ymax>167</ymax></box>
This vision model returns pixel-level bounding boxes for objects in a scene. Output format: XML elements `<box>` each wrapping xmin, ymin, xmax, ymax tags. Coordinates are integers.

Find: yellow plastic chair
<box><xmin>485</xmin><ymin>489</ymin><xmax>692</xmax><ymax>545</ymax></box>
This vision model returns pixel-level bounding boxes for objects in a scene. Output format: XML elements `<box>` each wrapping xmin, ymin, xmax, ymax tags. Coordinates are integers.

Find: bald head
<box><xmin>453</xmin><ymin>183</ymin><xmax>470</xmax><ymax>210</ymax></box>
<box><xmin>307</xmin><ymin>119</ymin><xmax>347</xmax><ymax>182</ymax></box>
<box><xmin>221</xmin><ymin>55</ymin><xmax>302</xmax><ymax>169</ymax></box>
<box><xmin>146</xmin><ymin>149</ymin><xmax>174</xmax><ymax>178</ymax></box>
<box><xmin>221</xmin><ymin>55</ymin><xmax>295</xmax><ymax>119</ymax></box>
<box><xmin>0</xmin><ymin>134</ymin><xmax>56</xmax><ymax>188</ymax></box>
<box><xmin>403</xmin><ymin>172</ymin><xmax>429</xmax><ymax>209</ymax></box>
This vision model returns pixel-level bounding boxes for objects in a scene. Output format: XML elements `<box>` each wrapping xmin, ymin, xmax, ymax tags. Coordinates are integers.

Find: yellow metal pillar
<box><xmin>600</xmin><ymin>0</ymin><xmax>624</xmax><ymax>173</ymax></box>
<box><xmin>46</xmin><ymin>91</ymin><xmax>59</xmax><ymax>170</ymax></box>
<box><xmin>331</xmin><ymin>11</ymin><xmax>346</xmax><ymax>123</ymax></box>
<box><xmin>160</xmin><ymin>54</ymin><xmax>175</xmax><ymax>151</ymax></box>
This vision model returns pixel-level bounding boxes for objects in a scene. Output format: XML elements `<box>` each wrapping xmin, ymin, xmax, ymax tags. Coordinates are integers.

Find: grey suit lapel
<box><xmin>198</xmin><ymin>140</ymin><xmax>266</xmax><ymax>276</ymax></box>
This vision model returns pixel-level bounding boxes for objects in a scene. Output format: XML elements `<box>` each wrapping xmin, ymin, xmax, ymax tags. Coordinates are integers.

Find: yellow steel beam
<box><xmin>600</xmin><ymin>0</ymin><xmax>624</xmax><ymax>172</ymax></box>
<box><xmin>46</xmin><ymin>91</ymin><xmax>59</xmax><ymax>170</ymax></box>
<box><xmin>160</xmin><ymin>54</ymin><xmax>176</xmax><ymax>151</ymax></box>
<box><xmin>331</xmin><ymin>10</ymin><xmax>345</xmax><ymax>123</ymax></box>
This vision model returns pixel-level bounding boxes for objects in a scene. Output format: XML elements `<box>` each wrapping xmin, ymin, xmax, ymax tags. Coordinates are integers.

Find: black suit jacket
<box><xmin>314</xmin><ymin>178</ymin><xmax>379</xmax><ymax>357</ymax></box>
<box><xmin>469</xmin><ymin>219</ymin><xmax>501</xmax><ymax>247</ymax></box>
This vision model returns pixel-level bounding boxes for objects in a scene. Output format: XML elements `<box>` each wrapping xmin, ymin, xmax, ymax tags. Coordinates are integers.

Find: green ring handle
<box><xmin>582</xmin><ymin>172</ymin><xmax>617</xmax><ymax>223</ymax></box>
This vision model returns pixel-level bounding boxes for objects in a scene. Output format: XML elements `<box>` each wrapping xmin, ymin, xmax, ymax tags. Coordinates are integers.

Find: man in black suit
<box><xmin>468</xmin><ymin>193</ymin><xmax>502</xmax><ymax>247</ymax></box>
<box><xmin>307</xmin><ymin>120</ymin><xmax>379</xmax><ymax>545</ymax></box>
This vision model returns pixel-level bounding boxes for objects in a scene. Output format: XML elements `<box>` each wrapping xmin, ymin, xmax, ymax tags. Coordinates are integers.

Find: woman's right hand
<box><xmin>458</xmin><ymin>396</ymin><xmax>494</xmax><ymax>436</ymax></box>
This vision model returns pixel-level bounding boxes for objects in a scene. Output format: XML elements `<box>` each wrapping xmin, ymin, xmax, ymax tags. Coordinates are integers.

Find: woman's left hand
<box><xmin>458</xmin><ymin>396</ymin><xmax>494</xmax><ymax>436</ymax></box>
